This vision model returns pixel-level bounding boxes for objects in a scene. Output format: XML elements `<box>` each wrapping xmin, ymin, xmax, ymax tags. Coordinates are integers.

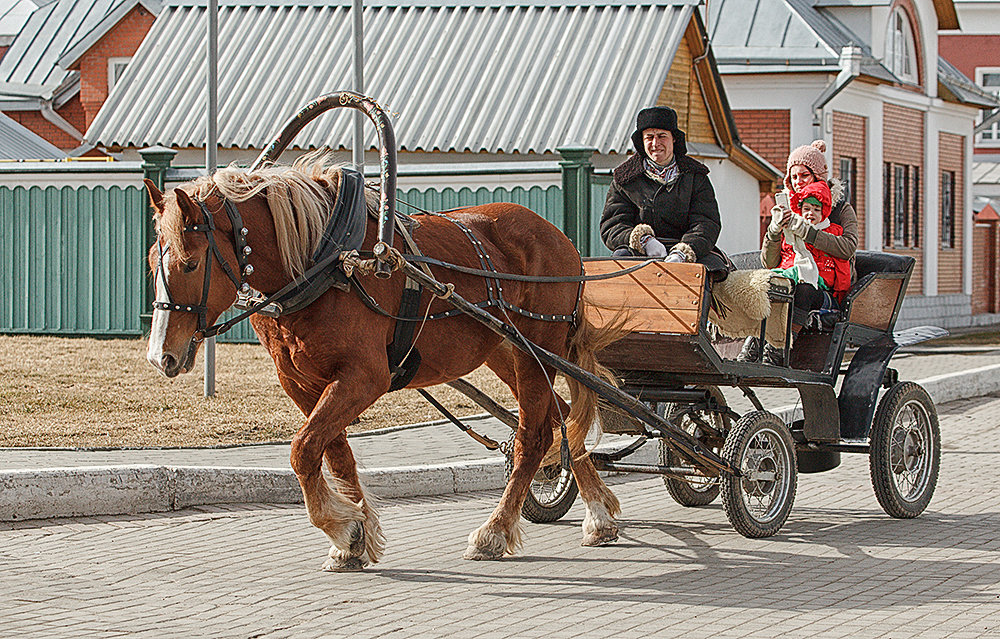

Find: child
<box><xmin>739</xmin><ymin>181</ymin><xmax>852</xmax><ymax>365</ymax></box>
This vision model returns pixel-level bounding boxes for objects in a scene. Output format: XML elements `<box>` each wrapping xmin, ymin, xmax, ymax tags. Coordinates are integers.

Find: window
<box><xmin>107</xmin><ymin>57</ymin><xmax>131</xmax><ymax>91</ymax></box>
<box><xmin>839</xmin><ymin>157</ymin><xmax>857</xmax><ymax>211</ymax></box>
<box><xmin>885</xmin><ymin>8</ymin><xmax>918</xmax><ymax>84</ymax></box>
<box><xmin>883</xmin><ymin>162</ymin><xmax>921</xmax><ymax>248</ymax></box>
<box><xmin>976</xmin><ymin>68</ymin><xmax>1000</xmax><ymax>146</ymax></box>
<box><xmin>941</xmin><ymin>171</ymin><xmax>955</xmax><ymax>249</ymax></box>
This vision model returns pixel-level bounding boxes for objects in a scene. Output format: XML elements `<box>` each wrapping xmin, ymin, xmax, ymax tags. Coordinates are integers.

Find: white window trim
<box><xmin>107</xmin><ymin>57</ymin><xmax>131</xmax><ymax>92</ymax></box>
<box><xmin>976</xmin><ymin>67</ymin><xmax>1000</xmax><ymax>148</ymax></box>
<box><xmin>885</xmin><ymin>7</ymin><xmax>918</xmax><ymax>85</ymax></box>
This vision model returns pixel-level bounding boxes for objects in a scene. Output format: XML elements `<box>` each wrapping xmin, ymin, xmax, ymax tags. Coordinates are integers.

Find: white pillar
<box><xmin>867</xmin><ymin>112</ymin><xmax>884</xmax><ymax>251</ymax></box>
<box><xmin>964</xmin><ymin>131</ymin><xmax>974</xmax><ymax>296</ymax></box>
<box><xmin>923</xmin><ymin>113</ymin><xmax>939</xmax><ymax>297</ymax></box>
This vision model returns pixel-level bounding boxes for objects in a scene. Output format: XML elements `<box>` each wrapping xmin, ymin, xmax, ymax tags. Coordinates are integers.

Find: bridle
<box><xmin>153</xmin><ymin>197</ymin><xmax>252</xmax><ymax>342</ymax></box>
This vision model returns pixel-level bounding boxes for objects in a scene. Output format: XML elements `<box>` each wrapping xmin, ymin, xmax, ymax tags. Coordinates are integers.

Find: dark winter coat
<box><xmin>599</xmin><ymin>153</ymin><xmax>727</xmax><ymax>273</ymax></box>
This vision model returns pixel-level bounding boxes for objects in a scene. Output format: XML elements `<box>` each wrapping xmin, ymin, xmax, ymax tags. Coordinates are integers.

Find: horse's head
<box><xmin>145</xmin><ymin>180</ymin><xmax>244</xmax><ymax>377</ymax></box>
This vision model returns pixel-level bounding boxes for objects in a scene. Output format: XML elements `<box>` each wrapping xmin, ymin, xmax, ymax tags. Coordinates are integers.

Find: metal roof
<box><xmin>86</xmin><ymin>0</ymin><xmax>701</xmax><ymax>154</ymax></box>
<box><xmin>0</xmin><ymin>110</ymin><xmax>67</xmax><ymax>158</ymax></box>
<box><xmin>975</xmin><ymin>161</ymin><xmax>1000</xmax><ymax>186</ymax></box>
<box><xmin>938</xmin><ymin>57</ymin><xmax>1000</xmax><ymax>109</ymax></box>
<box><xmin>0</xmin><ymin>0</ymin><xmax>38</xmax><ymax>43</ymax></box>
<box><xmin>706</xmin><ymin>0</ymin><xmax>895</xmax><ymax>82</ymax></box>
<box><xmin>0</xmin><ymin>0</ymin><xmax>122</xmax><ymax>103</ymax></box>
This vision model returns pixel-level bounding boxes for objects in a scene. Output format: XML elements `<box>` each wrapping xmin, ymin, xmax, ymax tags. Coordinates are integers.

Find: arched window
<box><xmin>885</xmin><ymin>7</ymin><xmax>918</xmax><ymax>84</ymax></box>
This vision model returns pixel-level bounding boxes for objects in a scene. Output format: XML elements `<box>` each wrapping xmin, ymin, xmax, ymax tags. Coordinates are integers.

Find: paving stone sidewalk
<box><xmin>1</xmin><ymin>392</ymin><xmax>999</xmax><ymax>638</ymax></box>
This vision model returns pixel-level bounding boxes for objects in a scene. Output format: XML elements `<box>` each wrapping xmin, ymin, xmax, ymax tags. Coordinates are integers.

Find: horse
<box><xmin>144</xmin><ymin>155</ymin><xmax>624</xmax><ymax>570</ymax></box>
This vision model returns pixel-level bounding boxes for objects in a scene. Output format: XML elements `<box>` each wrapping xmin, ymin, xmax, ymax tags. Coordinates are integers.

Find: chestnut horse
<box><xmin>145</xmin><ymin>157</ymin><xmax>623</xmax><ymax>570</ymax></box>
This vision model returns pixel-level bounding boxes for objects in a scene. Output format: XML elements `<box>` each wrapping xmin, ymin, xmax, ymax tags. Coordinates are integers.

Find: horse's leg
<box><xmin>321</xmin><ymin>433</ymin><xmax>385</xmax><ymax>571</ymax></box>
<box><xmin>464</xmin><ymin>357</ymin><xmax>554</xmax><ymax>560</ymax></box>
<box><xmin>288</xmin><ymin>366</ymin><xmax>387</xmax><ymax>571</ymax></box>
<box><xmin>487</xmin><ymin>348</ymin><xmax>620</xmax><ymax>546</ymax></box>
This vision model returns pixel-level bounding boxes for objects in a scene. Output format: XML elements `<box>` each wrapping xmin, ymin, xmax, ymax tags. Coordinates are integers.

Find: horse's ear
<box><xmin>144</xmin><ymin>179</ymin><xmax>164</xmax><ymax>214</ymax></box>
<box><xmin>173</xmin><ymin>188</ymin><xmax>201</xmax><ymax>225</ymax></box>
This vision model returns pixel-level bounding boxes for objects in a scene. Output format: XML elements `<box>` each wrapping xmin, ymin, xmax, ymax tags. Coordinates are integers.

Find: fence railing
<box><xmin>1</xmin><ymin>148</ymin><xmax>607</xmax><ymax>342</ymax></box>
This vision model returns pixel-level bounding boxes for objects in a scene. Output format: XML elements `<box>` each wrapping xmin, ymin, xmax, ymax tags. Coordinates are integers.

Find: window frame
<box><xmin>107</xmin><ymin>57</ymin><xmax>132</xmax><ymax>92</ymax></box>
<box><xmin>885</xmin><ymin>7</ymin><xmax>918</xmax><ymax>84</ymax></box>
<box><xmin>940</xmin><ymin>170</ymin><xmax>955</xmax><ymax>249</ymax></box>
<box><xmin>975</xmin><ymin>67</ymin><xmax>1000</xmax><ymax>147</ymax></box>
<box><xmin>883</xmin><ymin>162</ymin><xmax>921</xmax><ymax>249</ymax></box>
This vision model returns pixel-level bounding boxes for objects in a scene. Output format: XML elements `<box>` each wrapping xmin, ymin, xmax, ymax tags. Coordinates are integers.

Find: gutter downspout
<box><xmin>39</xmin><ymin>99</ymin><xmax>84</xmax><ymax>142</ymax></box>
<box><xmin>811</xmin><ymin>45</ymin><xmax>863</xmax><ymax>139</ymax></box>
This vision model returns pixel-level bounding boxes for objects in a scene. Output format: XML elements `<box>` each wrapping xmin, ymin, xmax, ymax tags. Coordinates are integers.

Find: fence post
<box><xmin>558</xmin><ymin>146</ymin><xmax>596</xmax><ymax>256</ymax></box>
<box><xmin>139</xmin><ymin>145</ymin><xmax>177</xmax><ymax>334</ymax></box>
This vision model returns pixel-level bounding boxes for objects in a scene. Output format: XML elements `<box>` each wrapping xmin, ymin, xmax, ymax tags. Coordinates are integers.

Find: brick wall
<box><xmin>832</xmin><ymin>111</ymin><xmax>867</xmax><ymax>248</ymax></box>
<box><xmin>882</xmin><ymin>102</ymin><xmax>925</xmax><ymax>293</ymax></box>
<box><xmin>78</xmin><ymin>5</ymin><xmax>155</xmax><ymax>128</ymax></box>
<box><xmin>731</xmin><ymin>109</ymin><xmax>790</xmax><ymax>171</ymax></box>
<box><xmin>5</xmin><ymin>94</ymin><xmax>87</xmax><ymax>150</ymax></box>
<box><xmin>972</xmin><ymin>222</ymin><xmax>998</xmax><ymax>315</ymax></box>
<box><xmin>0</xmin><ymin>45</ymin><xmax>8</xmax><ymax>61</ymax></box>
<box><xmin>938</xmin><ymin>132</ymin><xmax>965</xmax><ymax>294</ymax></box>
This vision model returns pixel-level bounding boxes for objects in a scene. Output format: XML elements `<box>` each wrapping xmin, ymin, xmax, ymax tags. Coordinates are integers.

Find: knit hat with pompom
<box><xmin>784</xmin><ymin>140</ymin><xmax>828</xmax><ymax>191</ymax></box>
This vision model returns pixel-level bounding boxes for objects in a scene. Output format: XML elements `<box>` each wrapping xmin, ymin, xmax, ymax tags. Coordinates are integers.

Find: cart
<box><xmin>465</xmin><ymin>251</ymin><xmax>946</xmax><ymax>538</ymax></box>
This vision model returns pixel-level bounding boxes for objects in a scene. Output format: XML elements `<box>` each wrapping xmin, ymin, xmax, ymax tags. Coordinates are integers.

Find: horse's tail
<box><xmin>557</xmin><ymin>299</ymin><xmax>631</xmax><ymax>459</ymax></box>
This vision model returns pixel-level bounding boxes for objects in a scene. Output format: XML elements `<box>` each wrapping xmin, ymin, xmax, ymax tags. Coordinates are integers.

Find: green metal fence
<box><xmin>0</xmin><ymin>181</ymin><xmax>566</xmax><ymax>343</ymax></box>
<box><xmin>1</xmin><ymin>185</ymin><xmax>146</xmax><ymax>335</ymax></box>
<box><xmin>0</xmin><ymin>150</ymin><xmax>609</xmax><ymax>343</ymax></box>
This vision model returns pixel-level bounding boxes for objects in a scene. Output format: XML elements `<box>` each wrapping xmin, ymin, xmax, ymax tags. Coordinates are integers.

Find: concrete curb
<box><xmin>3</xmin><ymin>364</ymin><xmax>999</xmax><ymax>522</ymax></box>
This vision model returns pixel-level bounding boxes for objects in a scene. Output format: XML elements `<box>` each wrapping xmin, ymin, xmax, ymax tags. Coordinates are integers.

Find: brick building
<box><xmin>940</xmin><ymin>0</ymin><xmax>1000</xmax><ymax>323</ymax></box>
<box><xmin>708</xmin><ymin>0</ymin><xmax>998</xmax><ymax>329</ymax></box>
<box><xmin>0</xmin><ymin>0</ymin><xmax>157</xmax><ymax>155</ymax></box>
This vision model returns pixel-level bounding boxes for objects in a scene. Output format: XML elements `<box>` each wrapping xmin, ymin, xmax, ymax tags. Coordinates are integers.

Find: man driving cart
<box><xmin>599</xmin><ymin>105</ymin><xmax>730</xmax><ymax>281</ymax></box>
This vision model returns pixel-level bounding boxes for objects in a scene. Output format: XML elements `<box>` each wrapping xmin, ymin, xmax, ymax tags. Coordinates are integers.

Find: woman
<box><xmin>739</xmin><ymin>139</ymin><xmax>859</xmax><ymax>365</ymax></box>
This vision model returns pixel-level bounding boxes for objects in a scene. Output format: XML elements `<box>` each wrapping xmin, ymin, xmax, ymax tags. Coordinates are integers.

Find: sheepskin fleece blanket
<box><xmin>709</xmin><ymin>269</ymin><xmax>791</xmax><ymax>344</ymax></box>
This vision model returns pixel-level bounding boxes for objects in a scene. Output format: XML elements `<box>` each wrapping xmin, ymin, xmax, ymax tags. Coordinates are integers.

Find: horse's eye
<box><xmin>182</xmin><ymin>261</ymin><xmax>198</xmax><ymax>273</ymax></box>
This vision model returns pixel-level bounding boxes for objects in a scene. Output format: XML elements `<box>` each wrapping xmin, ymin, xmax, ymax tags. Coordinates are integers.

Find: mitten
<box><xmin>641</xmin><ymin>235</ymin><xmax>668</xmax><ymax>257</ymax></box>
<box><xmin>785</xmin><ymin>214</ymin><xmax>810</xmax><ymax>238</ymax></box>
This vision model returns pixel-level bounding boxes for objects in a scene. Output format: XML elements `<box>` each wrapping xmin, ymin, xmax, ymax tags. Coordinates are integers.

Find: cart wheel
<box><xmin>659</xmin><ymin>391</ymin><xmax>730</xmax><ymax>507</ymax></box>
<box><xmin>869</xmin><ymin>382</ymin><xmax>940</xmax><ymax>519</ymax></box>
<box><xmin>720</xmin><ymin>411</ymin><xmax>797</xmax><ymax>538</ymax></box>
<box><xmin>509</xmin><ymin>460</ymin><xmax>579</xmax><ymax>523</ymax></box>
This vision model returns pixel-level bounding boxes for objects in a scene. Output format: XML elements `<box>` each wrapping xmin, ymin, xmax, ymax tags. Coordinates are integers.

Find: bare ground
<box><xmin>0</xmin><ymin>335</ymin><xmax>521</xmax><ymax>448</ymax></box>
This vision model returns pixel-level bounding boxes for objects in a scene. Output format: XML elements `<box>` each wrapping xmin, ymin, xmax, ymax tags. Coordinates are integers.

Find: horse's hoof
<box><xmin>462</xmin><ymin>545</ymin><xmax>504</xmax><ymax>561</ymax></box>
<box><xmin>347</xmin><ymin>521</ymin><xmax>366</xmax><ymax>557</ymax></box>
<box><xmin>322</xmin><ymin>556</ymin><xmax>366</xmax><ymax>572</ymax></box>
<box><xmin>581</xmin><ymin>528</ymin><xmax>619</xmax><ymax>546</ymax></box>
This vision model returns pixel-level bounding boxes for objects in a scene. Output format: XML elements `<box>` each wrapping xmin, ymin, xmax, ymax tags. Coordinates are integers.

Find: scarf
<box><xmin>644</xmin><ymin>158</ymin><xmax>680</xmax><ymax>186</ymax></box>
<box><xmin>774</xmin><ymin>217</ymin><xmax>830</xmax><ymax>289</ymax></box>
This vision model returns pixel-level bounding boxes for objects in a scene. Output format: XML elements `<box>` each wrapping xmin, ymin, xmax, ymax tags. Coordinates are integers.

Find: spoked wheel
<box><xmin>508</xmin><ymin>460</ymin><xmax>579</xmax><ymax>523</ymax></box>
<box><xmin>659</xmin><ymin>388</ymin><xmax>730</xmax><ymax>507</ymax></box>
<box><xmin>869</xmin><ymin>382</ymin><xmax>940</xmax><ymax>518</ymax></box>
<box><xmin>720</xmin><ymin>411</ymin><xmax>797</xmax><ymax>538</ymax></box>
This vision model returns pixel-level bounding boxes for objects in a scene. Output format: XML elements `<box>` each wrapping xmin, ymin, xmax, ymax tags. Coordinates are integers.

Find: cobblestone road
<box><xmin>3</xmin><ymin>394</ymin><xmax>999</xmax><ymax>638</ymax></box>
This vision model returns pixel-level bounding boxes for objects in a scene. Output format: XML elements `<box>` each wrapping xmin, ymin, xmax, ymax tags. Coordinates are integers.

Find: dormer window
<box><xmin>885</xmin><ymin>7</ymin><xmax>918</xmax><ymax>84</ymax></box>
<box><xmin>107</xmin><ymin>57</ymin><xmax>131</xmax><ymax>92</ymax></box>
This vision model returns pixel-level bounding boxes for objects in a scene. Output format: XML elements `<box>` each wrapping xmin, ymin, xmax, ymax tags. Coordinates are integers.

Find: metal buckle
<box><xmin>235</xmin><ymin>288</ymin><xmax>282</xmax><ymax>318</ymax></box>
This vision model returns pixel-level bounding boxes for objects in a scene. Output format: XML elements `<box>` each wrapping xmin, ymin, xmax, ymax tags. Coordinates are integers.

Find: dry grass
<box><xmin>0</xmin><ymin>335</ymin><xmax>521</xmax><ymax>448</ymax></box>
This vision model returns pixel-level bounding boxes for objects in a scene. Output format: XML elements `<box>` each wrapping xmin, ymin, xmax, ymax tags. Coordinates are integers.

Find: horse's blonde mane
<box><xmin>161</xmin><ymin>151</ymin><xmax>372</xmax><ymax>278</ymax></box>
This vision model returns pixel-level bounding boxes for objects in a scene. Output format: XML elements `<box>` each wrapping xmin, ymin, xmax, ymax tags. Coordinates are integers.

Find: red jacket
<box><xmin>779</xmin><ymin>222</ymin><xmax>852</xmax><ymax>300</ymax></box>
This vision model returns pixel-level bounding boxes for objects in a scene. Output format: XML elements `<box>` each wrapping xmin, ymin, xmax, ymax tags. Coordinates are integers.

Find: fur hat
<box><xmin>784</xmin><ymin>140</ymin><xmax>828</xmax><ymax>191</ymax></box>
<box><xmin>791</xmin><ymin>181</ymin><xmax>832</xmax><ymax>220</ymax></box>
<box><xmin>630</xmin><ymin>106</ymin><xmax>688</xmax><ymax>159</ymax></box>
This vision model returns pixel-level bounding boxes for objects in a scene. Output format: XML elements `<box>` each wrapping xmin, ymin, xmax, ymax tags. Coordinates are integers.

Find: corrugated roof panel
<box><xmin>0</xmin><ymin>110</ymin><xmax>67</xmax><ymax>158</ymax></box>
<box><xmin>87</xmin><ymin>1</ymin><xmax>698</xmax><ymax>154</ymax></box>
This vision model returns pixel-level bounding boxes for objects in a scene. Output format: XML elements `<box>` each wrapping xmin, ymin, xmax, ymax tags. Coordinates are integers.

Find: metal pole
<box><xmin>204</xmin><ymin>0</ymin><xmax>218</xmax><ymax>397</ymax></box>
<box><xmin>352</xmin><ymin>0</ymin><xmax>364</xmax><ymax>171</ymax></box>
